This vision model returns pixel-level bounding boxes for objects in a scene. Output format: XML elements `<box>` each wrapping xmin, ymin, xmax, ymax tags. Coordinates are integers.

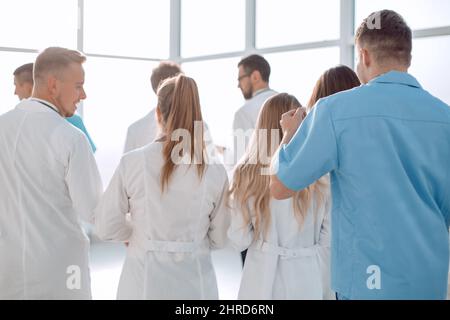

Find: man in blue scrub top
<box><xmin>270</xmin><ymin>10</ymin><xmax>450</xmax><ymax>299</ymax></box>
<box><xmin>13</xmin><ymin>63</ymin><xmax>96</xmax><ymax>152</ymax></box>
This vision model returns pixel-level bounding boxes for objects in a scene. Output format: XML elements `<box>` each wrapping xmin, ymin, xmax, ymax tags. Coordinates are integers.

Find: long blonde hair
<box><xmin>157</xmin><ymin>74</ymin><xmax>206</xmax><ymax>192</ymax></box>
<box><xmin>227</xmin><ymin>93</ymin><xmax>328</xmax><ymax>240</ymax></box>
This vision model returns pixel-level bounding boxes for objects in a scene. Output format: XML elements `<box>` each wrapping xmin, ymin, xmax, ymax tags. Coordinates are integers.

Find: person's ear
<box><xmin>47</xmin><ymin>75</ymin><xmax>58</xmax><ymax>97</ymax></box>
<box><xmin>361</xmin><ymin>48</ymin><xmax>371</xmax><ymax>68</ymax></box>
<box><xmin>250</xmin><ymin>70</ymin><xmax>260</xmax><ymax>83</ymax></box>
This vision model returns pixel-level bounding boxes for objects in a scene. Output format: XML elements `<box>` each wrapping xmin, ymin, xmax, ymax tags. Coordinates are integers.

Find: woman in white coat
<box><xmin>95</xmin><ymin>74</ymin><xmax>229</xmax><ymax>300</ymax></box>
<box><xmin>227</xmin><ymin>93</ymin><xmax>334</xmax><ymax>300</ymax></box>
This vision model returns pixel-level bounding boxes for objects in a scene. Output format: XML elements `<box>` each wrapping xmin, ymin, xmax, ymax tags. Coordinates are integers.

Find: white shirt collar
<box><xmin>252</xmin><ymin>87</ymin><xmax>270</xmax><ymax>98</ymax></box>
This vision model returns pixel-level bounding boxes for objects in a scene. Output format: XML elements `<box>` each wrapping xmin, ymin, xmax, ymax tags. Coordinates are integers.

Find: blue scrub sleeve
<box><xmin>275</xmin><ymin>100</ymin><xmax>339</xmax><ymax>191</ymax></box>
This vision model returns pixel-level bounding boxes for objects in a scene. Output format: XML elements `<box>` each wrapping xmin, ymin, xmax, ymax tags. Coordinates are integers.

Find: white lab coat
<box><xmin>0</xmin><ymin>99</ymin><xmax>103</xmax><ymax>299</ymax></box>
<box><xmin>228</xmin><ymin>188</ymin><xmax>334</xmax><ymax>300</ymax></box>
<box><xmin>123</xmin><ymin>110</ymin><xmax>157</xmax><ymax>153</ymax></box>
<box><xmin>95</xmin><ymin>142</ymin><xmax>230</xmax><ymax>299</ymax></box>
<box><xmin>224</xmin><ymin>88</ymin><xmax>277</xmax><ymax>172</ymax></box>
<box><xmin>123</xmin><ymin>109</ymin><xmax>217</xmax><ymax>161</ymax></box>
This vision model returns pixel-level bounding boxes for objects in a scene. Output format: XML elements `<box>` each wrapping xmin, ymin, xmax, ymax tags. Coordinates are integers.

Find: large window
<box><xmin>256</xmin><ymin>0</ymin><xmax>340</xmax><ymax>48</ymax></box>
<box><xmin>83</xmin><ymin>57</ymin><xmax>157</xmax><ymax>185</ymax></box>
<box><xmin>356</xmin><ymin>0</ymin><xmax>450</xmax><ymax>30</ymax></box>
<box><xmin>410</xmin><ymin>35</ymin><xmax>450</xmax><ymax>105</ymax></box>
<box><xmin>84</xmin><ymin>0</ymin><xmax>170</xmax><ymax>58</ymax></box>
<box><xmin>181</xmin><ymin>0</ymin><xmax>245</xmax><ymax>57</ymax></box>
<box><xmin>1</xmin><ymin>1</ymin><xmax>449</xmax><ymax>188</ymax></box>
<box><xmin>182</xmin><ymin>58</ymin><xmax>243</xmax><ymax>147</ymax></box>
<box><xmin>0</xmin><ymin>0</ymin><xmax>77</xmax><ymax>49</ymax></box>
<box><xmin>266</xmin><ymin>47</ymin><xmax>341</xmax><ymax>107</ymax></box>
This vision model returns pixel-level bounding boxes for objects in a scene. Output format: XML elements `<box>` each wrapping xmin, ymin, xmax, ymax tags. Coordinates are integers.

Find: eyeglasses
<box><xmin>237</xmin><ymin>73</ymin><xmax>251</xmax><ymax>82</ymax></box>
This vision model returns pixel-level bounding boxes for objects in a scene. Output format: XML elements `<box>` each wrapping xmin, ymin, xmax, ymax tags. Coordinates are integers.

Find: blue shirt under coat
<box><xmin>66</xmin><ymin>114</ymin><xmax>96</xmax><ymax>153</ymax></box>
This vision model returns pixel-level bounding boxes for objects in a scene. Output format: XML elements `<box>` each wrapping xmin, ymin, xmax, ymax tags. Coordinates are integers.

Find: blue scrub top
<box><xmin>275</xmin><ymin>71</ymin><xmax>450</xmax><ymax>299</ymax></box>
<box><xmin>66</xmin><ymin>114</ymin><xmax>96</xmax><ymax>153</ymax></box>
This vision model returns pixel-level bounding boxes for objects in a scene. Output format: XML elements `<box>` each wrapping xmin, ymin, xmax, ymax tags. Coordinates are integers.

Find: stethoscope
<box><xmin>30</xmin><ymin>99</ymin><xmax>60</xmax><ymax>115</ymax></box>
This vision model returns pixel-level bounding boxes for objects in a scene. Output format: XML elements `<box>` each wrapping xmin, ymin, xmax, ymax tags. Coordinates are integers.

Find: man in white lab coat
<box><xmin>123</xmin><ymin>61</ymin><xmax>182</xmax><ymax>153</ymax></box>
<box><xmin>0</xmin><ymin>47</ymin><xmax>102</xmax><ymax>299</ymax></box>
<box><xmin>224</xmin><ymin>54</ymin><xmax>277</xmax><ymax>169</ymax></box>
<box><xmin>224</xmin><ymin>54</ymin><xmax>277</xmax><ymax>264</ymax></box>
<box><xmin>123</xmin><ymin>61</ymin><xmax>218</xmax><ymax>162</ymax></box>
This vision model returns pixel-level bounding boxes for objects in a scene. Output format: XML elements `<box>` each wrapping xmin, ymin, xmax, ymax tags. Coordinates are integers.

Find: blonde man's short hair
<box><xmin>34</xmin><ymin>47</ymin><xmax>86</xmax><ymax>84</ymax></box>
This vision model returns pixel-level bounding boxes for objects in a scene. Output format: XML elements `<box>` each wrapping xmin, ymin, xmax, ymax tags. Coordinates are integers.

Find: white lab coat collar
<box><xmin>252</xmin><ymin>87</ymin><xmax>271</xmax><ymax>98</ymax></box>
<box><xmin>18</xmin><ymin>98</ymin><xmax>61</xmax><ymax>115</ymax></box>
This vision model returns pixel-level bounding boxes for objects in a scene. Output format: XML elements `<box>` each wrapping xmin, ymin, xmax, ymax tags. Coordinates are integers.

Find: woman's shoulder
<box><xmin>125</xmin><ymin>141</ymin><xmax>162</xmax><ymax>156</ymax></box>
<box><xmin>121</xmin><ymin>141</ymin><xmax>163</xmax><ymax>168</ymax></box>
<box><xmin>204</xmin><ymin>163</ymin><xmax>228</xmax><ymax>181</ymax></box>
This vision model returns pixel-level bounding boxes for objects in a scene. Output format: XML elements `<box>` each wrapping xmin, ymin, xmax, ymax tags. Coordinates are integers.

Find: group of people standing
<box><xmin>0</xmin><ymin>9</ymin><xmax>448</xmax><ymax>300</ymax></box>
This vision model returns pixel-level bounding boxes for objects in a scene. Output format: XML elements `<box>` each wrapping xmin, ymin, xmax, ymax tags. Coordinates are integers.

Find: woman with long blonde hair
<box><xmin>95</xmin><ymin>74</ymin><xmax>229</xmax><ymax>299</ymax></box>
<box><xmin>227</xmin><ymin>93</ymin><xmax>334</xmax><ymax>299</ymax></box>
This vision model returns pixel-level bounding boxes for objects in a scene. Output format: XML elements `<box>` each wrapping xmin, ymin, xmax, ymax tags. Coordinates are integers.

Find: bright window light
<box><xmin>356</xmin><ymin>0</ymin><xmax>450</xmax><ymax>31</ymax></box>
<box><xmin>0</xmin><ymin>0</ymin><xmax>77</xmax><ymax>49</ymax></box>
<box><xmin>266</xmin><ymin>47</ymin><xmax>341</xmax><ymax>107</ymax></box>
<box><xmin>181</xmin><ymin>0</ymin><xmax>245</xmax><ymax>57</ymax></box>
<box><xmin>84</xmin><ymin>0</ymin><xmax>170</xmax><ymax>58</ymax></box>
<box><xmin>83</xmin><ymin>56</ymin><xmax>157</xmax><ymax>186</ymax></box>
<box><xmin>410</xmin><ymin>35</ymin><xmax>450</xmax><ymax>105</ymax></box>
<box><xmin>182</xmin><ymin>57</ymin><xmax>243</xmax><ymax>147</ymax></box>
<box><xmin>256</xmin><ymin>0</ymin><xmax>340</xmax><ymax>48</ymax></box>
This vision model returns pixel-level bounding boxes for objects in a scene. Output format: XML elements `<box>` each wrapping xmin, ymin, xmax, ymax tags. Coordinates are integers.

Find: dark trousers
<box><xmin>240</xmin><ymin>249</ymin><xmax>247</xmax><ymax>267</ymax></box>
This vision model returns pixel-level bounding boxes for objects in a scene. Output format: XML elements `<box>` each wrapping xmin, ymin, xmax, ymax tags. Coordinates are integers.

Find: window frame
<box><xmin>1</xmin><ymin>0</ymin><xmax>449</xmax><ymax>115</ymax></box>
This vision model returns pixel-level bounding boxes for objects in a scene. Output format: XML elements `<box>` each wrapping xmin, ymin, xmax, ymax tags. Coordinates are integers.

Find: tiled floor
<box><xmin>89</xmin><ymin>240</ymin><xmax>242</xmax><ymax>300</ymax></box>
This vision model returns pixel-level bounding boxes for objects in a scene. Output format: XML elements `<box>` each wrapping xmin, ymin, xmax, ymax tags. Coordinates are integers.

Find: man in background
<box><xmin>123</xmin><ymin>61</ymin><xmax>182</xmax><ymax>153</ymax></box>
<box><xmin>123</xmin><ymin>61</ymin><xmax>218</xmax><ymax>163</ymax></box>
<box><xmin>225</xmin><ymin>54</ymin><xmax>277</xmax><ymax>168</ymax></box>
<box><xmin>224</xmin><ymin>54</ymin><xmax>277</xmax><ymax>266</ymax></box>
<box><xmin>13</xmin><ymin>63</ymin><xmax>34</xmax><ymax>101</ymax></box>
